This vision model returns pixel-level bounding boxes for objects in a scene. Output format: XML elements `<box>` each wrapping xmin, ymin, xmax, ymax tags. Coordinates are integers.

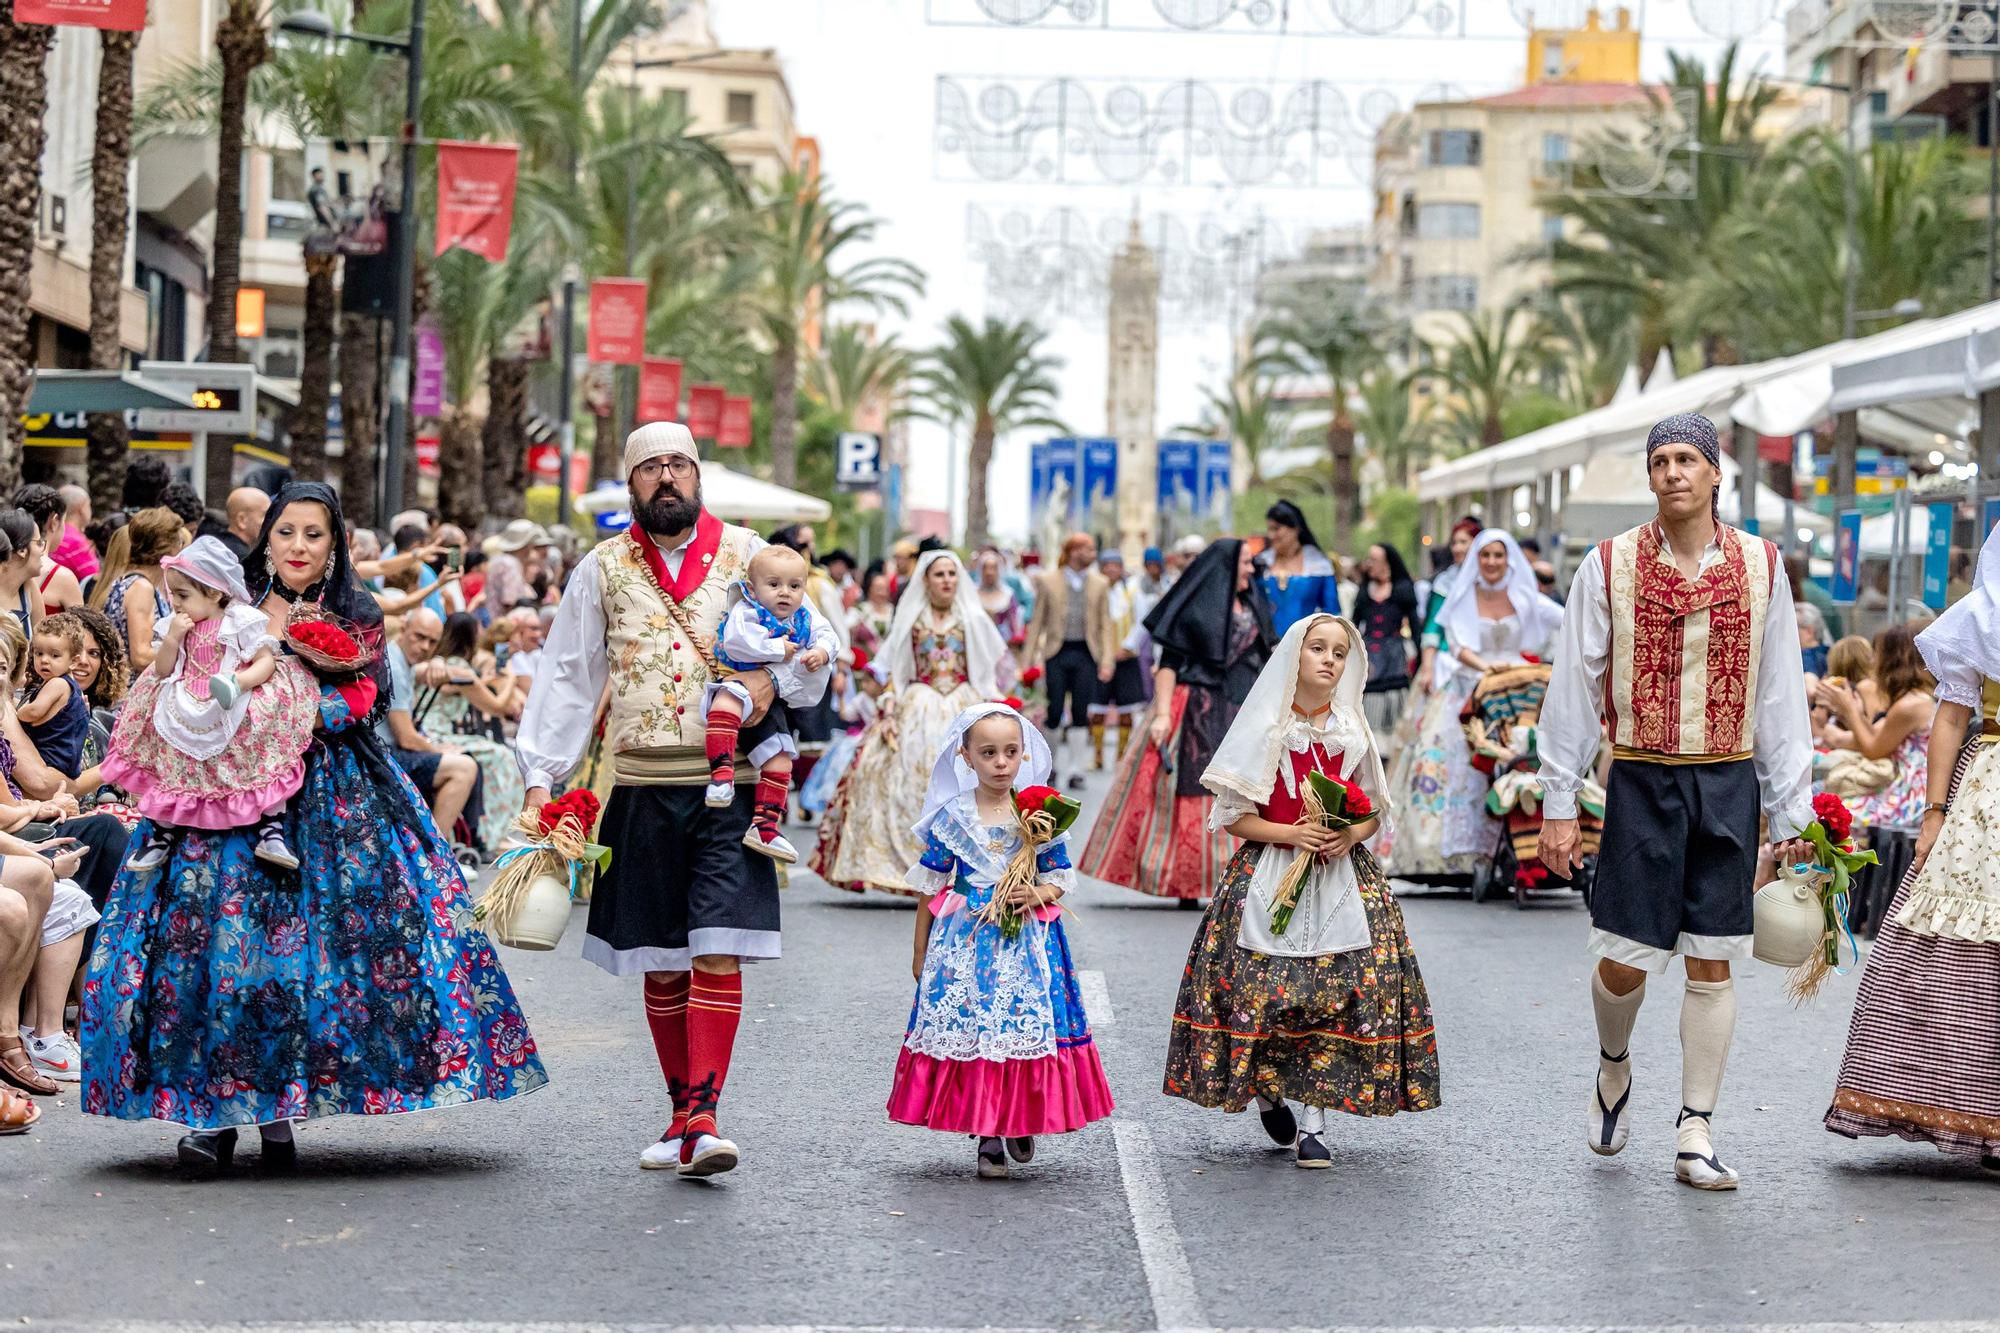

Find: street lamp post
<box><xmin>277</xmin><ymin>7</ymin><xmax>425</xmax><ymax>520</ymax></box>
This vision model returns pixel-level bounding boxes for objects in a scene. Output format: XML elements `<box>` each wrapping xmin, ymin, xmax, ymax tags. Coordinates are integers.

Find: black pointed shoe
<box><xmin>258</xmin><ymin>1136</ymin><xmax>298</xmax><ymax>1176</ymax></box>
<box><xmin>1295</xmin><ymin>1132</ymin><xmax>1332</xmax><ymax>1170</ymax></box>
<box><xmin>176</xmin><ymin>1127</ymin><xmax>237</xmax><ymax>1179</ymax></box>
<box><xmin>1258</xmin><ymin>1099</ymin><xmax>1298</xmax><ymax>1146</ymax></box>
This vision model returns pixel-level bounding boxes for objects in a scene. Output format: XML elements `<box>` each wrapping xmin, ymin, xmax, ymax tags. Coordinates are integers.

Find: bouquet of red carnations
<box><xmin>475</xmin><ymin>790</ymin><xmax>612</xmax><ymax>950</ymax></box>
<box><xmin>1269</xmin><ymin>770</ymin><xmax>1376</xmax><ymax>936</ymax></box>
<box><xmin>1786</xmin><ymin>791</ymin><xmax>1880</xmax><ymax>1001</ymax></box>
<box><xmin>1014</xmin><ymin>665</ymin><xmax>1048</xmax><ymax>728</ymax></box>
<box><xmin>979</xmin><ymin>783</ymin><xmax>1084</xmax><ymax>941</ymax></box>
<box><xmin>283</xmin><ymin>607</ymin><xmax>377</xmax><ymax>676</ymax></box>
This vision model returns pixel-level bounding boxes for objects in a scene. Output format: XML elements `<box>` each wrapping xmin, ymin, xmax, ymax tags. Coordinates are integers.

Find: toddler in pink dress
<box><xmin>101</xmin><ymin>536</ymin><xmax>319</xmax><ymax>872</ymax></box>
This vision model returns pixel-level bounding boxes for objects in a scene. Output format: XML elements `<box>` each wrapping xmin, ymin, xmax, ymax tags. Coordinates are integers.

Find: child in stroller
<box><xmin>1459</xmin><ymin>662</ymin><xmax>1604</xmax><ymax>905</ymax></box>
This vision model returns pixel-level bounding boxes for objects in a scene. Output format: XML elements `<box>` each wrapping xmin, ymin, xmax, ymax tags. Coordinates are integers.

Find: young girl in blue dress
<box><xmin>889</xmin><ymin>702</ymin><xmax>1115</xmax><ymax>1178</ymax></box>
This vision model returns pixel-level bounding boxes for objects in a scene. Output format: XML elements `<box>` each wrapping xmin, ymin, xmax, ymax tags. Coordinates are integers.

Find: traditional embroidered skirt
<box><xmin>1163</xmin><ymin>841</ymin><xmax>1441</xmax><ymax>1115</ymax></box>
<box><xmin>888</xmin><ymin>906</ymin><xmax>1114</xmax><ymax>1138</ymax></box>
<box><xmin>586</xmin><ymin>782</ymin><xmax>781</xmax><ymax>974</ymax></box>
<box><xmin>1077</xmin><ymin>684</ymin><xmax>1233</xmax><ymax>900</ymax></box>
<box><xmin>1826</xmin><ymin>740</ymin><xmax>2000</xmax><ymax>1159</ymax></box>
<box><xmin>1377</xmin><ymin>667</ymin><xmax>1489</xmax><ymax>879</ymax></box>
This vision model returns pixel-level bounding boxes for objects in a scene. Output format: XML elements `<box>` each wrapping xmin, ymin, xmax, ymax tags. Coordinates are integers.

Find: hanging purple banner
<box><xmin>412</xmin><ymin>323</ymin><xmax>446</xmax><ymax>418</ymax></box>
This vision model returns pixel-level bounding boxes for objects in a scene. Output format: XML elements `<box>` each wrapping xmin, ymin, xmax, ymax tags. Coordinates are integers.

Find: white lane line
<box><xmin>1077</xmin><ymin>968</ymin><xmax>1115</xmax><ymax>1024</ymax></box>
<box><xmin>1111</xmin><ymin>1119</ymin><xmax>1208</xmax><ymax>1333</ymax></box>
<box><xmin>66</xmin><ymin>1312</ymin><xmax>2000</xmax><ymax>1320</ymax></box>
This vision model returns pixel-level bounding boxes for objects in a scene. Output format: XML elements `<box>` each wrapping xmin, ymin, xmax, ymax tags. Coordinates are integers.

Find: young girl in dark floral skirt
<box><xmin>1163</xmin><ymin>613</ymin><xmax>1440</xmax><ymax>1168</ymax></box>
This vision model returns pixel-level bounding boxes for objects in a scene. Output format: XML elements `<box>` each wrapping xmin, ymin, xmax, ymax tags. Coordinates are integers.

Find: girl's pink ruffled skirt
<box><xmin>887</xmin><ymin>1042</ymin><xmax>1116</xmax><ymax>1138</ymax></box>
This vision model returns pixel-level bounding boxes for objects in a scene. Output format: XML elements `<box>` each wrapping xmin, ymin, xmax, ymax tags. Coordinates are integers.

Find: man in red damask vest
<box><xmin>519</xmin><ymin>422</ymin><xmax>775</xmax><ymax>1179</ymax></box>
<box><xmin>1537</xmin><ymin>412</ymin><xmax>1815</xmax><ymax>1192</ymax></box>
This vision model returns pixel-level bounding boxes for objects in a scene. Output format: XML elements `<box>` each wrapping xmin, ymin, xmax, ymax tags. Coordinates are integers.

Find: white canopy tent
<box><xmin>1560</xmin><ymin>448</ymin><xmax>1831</xmax><ymax>546</ymax></box>
<box><xmin>572</xmin><ymin>464</ymin><xmax>831</xmax><ymax>525</ymax></box>
<box><xmin>1828</xmin><ymin>299</ymin><xmax>2000</xmax><ymax>415</ymax></box>
<box><xmin>1415</xmin><ymin>365</ymin><xmax>1751</xmax><ymax>502</ymax></box>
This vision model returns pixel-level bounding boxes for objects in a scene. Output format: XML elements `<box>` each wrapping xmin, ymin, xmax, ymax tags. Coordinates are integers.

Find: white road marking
<box><xmin>1111</xmin><ymin>1118</ymin><xmax>1208</xmax><ymax>1332</ymax></box>
<box><xmin>66</xmin><ymin>1312</ymin><xmax>2000</xmax><ymax>1320</ymax></box>
<box><xmin>1076</xmin><ymin>967</ymin><xmax>1115</xmax><ymax>1024</ymax></box>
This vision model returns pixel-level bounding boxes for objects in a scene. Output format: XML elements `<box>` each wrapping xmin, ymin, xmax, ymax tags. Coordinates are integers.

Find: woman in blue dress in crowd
<box><xmin>80</xmin><ymin>482</ymin><xmax>547</xmax><ymax>1176</ymax></box>
<box><xmin>1257</xmin><ymin>500</ymin><xmax>1343</xmax><ymax>637</ymax></box>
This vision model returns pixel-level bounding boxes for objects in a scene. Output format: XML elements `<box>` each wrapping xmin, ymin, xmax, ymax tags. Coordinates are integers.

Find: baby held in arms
<box><xmin>701</xmin><ymin>544</ymin><xmax>837</xmax><ymax>864</ymax></box>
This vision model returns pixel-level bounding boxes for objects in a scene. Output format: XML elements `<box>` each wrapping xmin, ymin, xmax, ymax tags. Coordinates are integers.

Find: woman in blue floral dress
<box><xmin>80</xmin><ymin>483</ymin><xmax>547</xmax><ymax>1175</ymax></box>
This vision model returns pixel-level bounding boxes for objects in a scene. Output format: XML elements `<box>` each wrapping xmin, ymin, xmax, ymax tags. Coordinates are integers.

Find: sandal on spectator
<box><xmin>0</xmin><ymin>1035</ymin><xmax>59</xmax><ymax>1096</ymax></box>
<box><xmin>0</xmin><ymin>1086</ymin><xmax>38</xmax><ymax>1134</ymax></box>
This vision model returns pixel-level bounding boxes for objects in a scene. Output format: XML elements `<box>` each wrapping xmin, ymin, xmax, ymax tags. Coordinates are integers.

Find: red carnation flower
<box><xmin>1015</xmin><ymin>784</ymin><xmax>1061</xmax><ymax>812</ymax></box>
<box><xmin>1341</xmin><ymin>779</ymin><xmax>1373</xmax><ymax>818</ymax></box>
<box><xmin>1812</xmin><ymin>791</ymin><xmax>1853</xmax><ymax>841</ymax></box>
<box><xmin>1019</xmin><ymin>665</ymin><xmax>1045</xmax><ymax>685</ymax></box>
<box><xmin>1001</xmin><ymin>696</ymin><xmax>1025</xmax><ymax>711</ymax></box>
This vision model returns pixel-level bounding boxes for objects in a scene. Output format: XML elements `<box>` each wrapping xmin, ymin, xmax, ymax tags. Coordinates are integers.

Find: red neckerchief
<box><xmin>627</xmin><ymin>509</ymin><xmax>723</xmax><ymax>604</ymax></box>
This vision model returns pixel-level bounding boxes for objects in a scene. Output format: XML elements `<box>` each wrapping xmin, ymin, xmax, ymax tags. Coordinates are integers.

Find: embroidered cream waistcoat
<box><xmin>599</xmin><ymin>524</ymin><xmax>759</xmax><ymax>777</ymax></box>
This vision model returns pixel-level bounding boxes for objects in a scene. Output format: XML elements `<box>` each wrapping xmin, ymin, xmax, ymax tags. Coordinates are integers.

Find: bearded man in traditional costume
<box><xmin>1537</xmin><ymin>412</ymin><xmax>1814</xmax><ymax>1191</ymax></box>
<box><xmin>519</xmin><ymin>422</ymin><xmax>775</xmax><ymax>1178</ymax></box>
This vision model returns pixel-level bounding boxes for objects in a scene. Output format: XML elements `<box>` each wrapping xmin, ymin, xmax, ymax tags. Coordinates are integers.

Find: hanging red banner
<box><xmin>586</xmin><ymin>278</ymin><xmax>647</xmax><ymax>366</ymax></box>
<box><xmin>433</xmin><ymin>142</ymin><xmax>519</xmax><ymax>261</ymax></box>
<box><xmin>414</xmin><ymin>432</ymin><xmax>442</xmax><ymax>478</ymax></box>
<box><xmin>718</xmin><ymin>394</ymin><xmax>753</xmax><ymax>448</ymax></box>
<box><xmin>686</xmin><ymin>384</ymin><xmax>725</xmax><ymax>440</ymax></box>
<box><xmin>16</xmin><ymin>0</ymin><xmax>145</xmax><ymax>29</ymax></box>
<box><xmin>639</xmin><ymin>357</ymin><xmax>684</xmax><ymax>423</ymax></box>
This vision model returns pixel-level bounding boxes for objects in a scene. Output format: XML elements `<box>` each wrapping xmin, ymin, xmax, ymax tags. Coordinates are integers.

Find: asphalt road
<box><xmin>10</xmin><ymin>768</ymin><xmax>2000</xmax><ymax>1333</ymax></box>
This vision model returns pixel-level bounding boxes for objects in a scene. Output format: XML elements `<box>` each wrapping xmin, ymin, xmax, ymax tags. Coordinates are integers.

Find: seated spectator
<box><xmin>1813</xmin><ymin>634</ymin><xmax>1877</xmax><ymax>747</ymax></box>
<box><xmin>218</xmin><ymin>486</ymin><xmax>271</xmax><ymax>561</ymax></box>
<box><xmin>15</xmin><ymin>485</ymin><xmax>83</xmax><ymax>615</ymax></box>
<box><xmin>412</xmin><ymin>612</ymin><xmax>525</xmax><ymax>854</ymax></box>
<box><xmin>1816</xmin><ymin>623</ymin><xmax>1934</xmax><ymax>937</ymax></box>
<box><xmin>378</xmin><ymin>609</ymin><xmax>482</xmax><ymax>854</ymax></box>
<box><xmin>53</xmin><ymin>485</ymin><xmax>97</xmax><ymax>580</ymax></box>
<box><xmin>86</xmin><ymin>507</ymin><xmax>183</xmax><ymax>673</ymax></box>
<box><xmin>1797</xmin><ymin>601</ymin><xmax>1830</xmax><ymax>687</ymax></box>
<box><xmin>64</xmin><ymin>606</ymin><xmax>137</xmax><ymax>822</ymax></box>
<box><xmin>504</xmin><ymin>607</ymin><xmax>546</xmax><ymax>687</ymax></box>
<box><xmin>119</xmin><ymin>454</ymin><xmax>170</xmax><ymax>512</ymax></box>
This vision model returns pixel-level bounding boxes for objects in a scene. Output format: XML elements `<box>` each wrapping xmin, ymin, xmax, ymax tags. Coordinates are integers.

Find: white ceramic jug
<box><xmin>1753</xmin><ymin>861</ymin><xmax>1829</xmax><ymax>969</ymax></box>
<box><xmin>493</xmin><ymin>872</ymin><xmax>574</xmax><ymax>951</ymax></box>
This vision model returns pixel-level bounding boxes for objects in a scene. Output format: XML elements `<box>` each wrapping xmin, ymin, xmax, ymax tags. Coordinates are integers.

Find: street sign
<box><xmin>131</xmin><ymin>361</ymin><xmax>256</xmax><ymax>435</ymax></box>
<box><xmin>1832</xmin><ymin>508</ymin><xmax>1862</xmax><ymax>604</ymax></box>
<box><xmin>836</xmin><ymin>432</ymin><xmax>882</xmax><ymax>488</ymax></box>
<box><xmin>1924</xmin><ymin>500</ymin><xmax>1954</xmax><ymax>609</ymax></box>
<box><xmin>1080</xmin><ymin>438</ymin><xmax>1117</xmax><ymax>530</ymax></box>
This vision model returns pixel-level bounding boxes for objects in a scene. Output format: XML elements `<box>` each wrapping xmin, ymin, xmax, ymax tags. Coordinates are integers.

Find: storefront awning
<box><xmin>25</xmin><ymin>371</ymin><xmax>195</xmax><ymax>415</ymax></box>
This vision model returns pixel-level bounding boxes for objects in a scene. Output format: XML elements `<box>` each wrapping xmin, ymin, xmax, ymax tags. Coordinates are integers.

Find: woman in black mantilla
<box><xmin>1079</xmin><ymin>538</ymin><xmax>1275</xmax><ymax>902</ymax></box>
<box><xmin>80</xmin><ymin>482</ymin><xmax>547</xmax><ymax>1176</ymax></box>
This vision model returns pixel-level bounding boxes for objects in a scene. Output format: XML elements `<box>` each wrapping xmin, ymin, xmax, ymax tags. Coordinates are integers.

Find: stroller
<box><xmin>1457</xmin><ymin>663</ymin><xmax>1602</xmax><ymax>907</ymax></box>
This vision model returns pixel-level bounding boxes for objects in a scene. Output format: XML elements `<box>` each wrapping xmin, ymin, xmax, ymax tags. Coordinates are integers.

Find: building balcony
<box><xmin>240</xmin><ymin>236</ymin><xmax>307</xmax><ymax>303</ymax></box>
<box><xmin>134</xmin><ymin>133</ymin><xmax>217</xmax><ymax>237</ymax></box>
<box><xmin>1885</xmin><ymin>43</ymin><xmax>1994</xmax><ymax>122</ymax></box>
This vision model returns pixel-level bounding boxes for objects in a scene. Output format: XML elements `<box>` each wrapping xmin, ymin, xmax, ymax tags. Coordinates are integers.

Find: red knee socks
<box><xmin>642</xmin><ymin>972</ymin><xmax>691</xmax><ymax>1139</ymax></box>
<box><xmin>706</xmin><ymin>710</ymin><xmax>743</xmax><ymax>785</ymax></box>
<box><xmin>752</xmin><ymin>769</ymin><xmax>791</xmax><ymax>833</ymax></box>
<box><xmin>683</xmin><ymin>970</ymin><xmax>743</xmax><ymax>1141</ymax></box>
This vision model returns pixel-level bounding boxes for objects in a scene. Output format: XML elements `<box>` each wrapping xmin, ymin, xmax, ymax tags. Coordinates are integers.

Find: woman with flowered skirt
<box><xmin>1825</xmin><ymin>520</ymin><xmax>2000</xmax><ymax>1165</ymax></box>
<box><xmin>80</xmin><ymin>483</ymin><xmax>546</xmax><ymax>1174</ymax></box>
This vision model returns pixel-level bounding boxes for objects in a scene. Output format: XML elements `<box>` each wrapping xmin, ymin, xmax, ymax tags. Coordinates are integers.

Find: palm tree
<box><xmin>203</xmin><ymin>1</ymin><xmax>269</xmax><ymax>354</ymax></box>
<box><xmin>1425</xmin><ymin>301</ymin><xmax>1552</xmax><ymax>449</ymax></box>
<box><xmin>1177</xmin><ymin>372</ymin><xmax>1292</xmax><ymax>488</ymax></box>
<box><xmin>1537</xmin><ymin>294</ymin><xmax>1636</xmax><ymax>412</ymax></box>
<box><xmin>914</xmin><ymin>315</ymin><xmax>1065</xmax><ymax>550</ymax></box>
<box><xmin>749</xmin><ymin>170</ymin><xmax>924</xmax><ymax>486</ymax></box>
<box><xmin>1252</xmin><ymin>298</ymin><xmax>1392</xmax><ymax>552</ymax></box>
<box><xmin>1541</xmin><ymin>43</ymin><xmax>1777</xmax><ymax>372</ymax></box>
<box><xmin>806</xmin><ymin>323</ymin><xmax>910</xmax><ymax>430</ymax></box>
<box><xmin>1350</xmin><ymin>370</ymin><xmax>1436</xmax><ymax>491</ymax></box>
<box><xmin>1671</xmin><ymin>133</ymin><xmax>1984</xmax><ymax>360</ymax></box>
<box><xmin>0</xmin><ymin>2</ymin><xmax>54</xmax><ymax>481</ymax></box>
<box><xmin>85</xmin><ymin>28</ymin><xmax>140</xmax><ymax>510</ymax></box>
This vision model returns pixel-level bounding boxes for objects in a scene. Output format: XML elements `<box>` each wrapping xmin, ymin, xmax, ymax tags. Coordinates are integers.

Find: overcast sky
<box><xmin>709</xmin><ymin>0</ymin><xmax>1784</xmax><ymax>541</ymax></box>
